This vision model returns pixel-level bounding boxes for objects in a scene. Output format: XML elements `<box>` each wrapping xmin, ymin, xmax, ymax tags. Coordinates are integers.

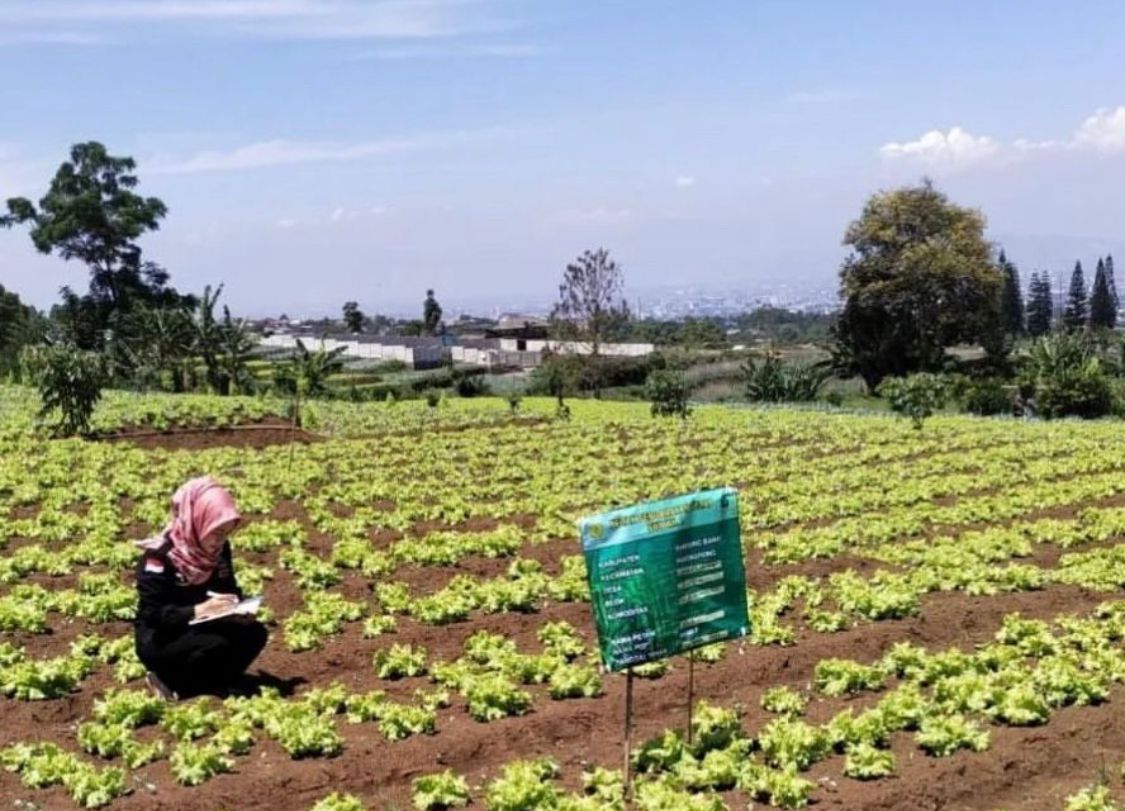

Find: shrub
<box><xmin>529</xmin><ymin>353</ymin><xmax>663</xmax><ymax>396</ymax></box>
<box><xmin>23</xmin><ymin>344</ymin><xmax>106</xmax><ymax>437</ymax></box>
<box><xmin>960</xmin><ymin>377</ymin><xmax>1012</xmax><ymax>416</ymax></box>
<box><xmin>1019</xmin><ymin>333</ymin><xmax>1114</xmax><ymax>419</ymax></box>
<box><xmin>645</xmin><ymin>370</ymin><xmax>691</xmax><ymax>418</ymax></box>
<box><xmin>454</xmin><ymin>370</ymin><xmax>490</xmax><ymax>398</ymax></box>
<box><xmin>877</xmin><ymin>373</ymin><xmax>948</xmax><ymax>430</ymax></box>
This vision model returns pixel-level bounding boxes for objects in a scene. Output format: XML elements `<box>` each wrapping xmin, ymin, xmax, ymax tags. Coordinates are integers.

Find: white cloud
<box><xmin>149</xmin><ymin>128</ymin><xmax>515</xmax><ymax>174</ymax></box>
<box><xmin>880</xmin><ymin>126</ymin><xmax>1000</xmax><ymax>167</ymax></box>
<box><xmin>881</xmin><ymin>105</ymin><xmax>1125</xmax><ymax>168</ymax></box>
<box><xmin>784</xmin><ymin>89</ymin><xmax>866</xmax><ymax>106</ymax></box>
<box><xmin>2</xmin><ymin>0</ymin><xmax>516</xmax><ymax>41</ymax></box>
<box><xmin>0</xmin><ymin>30</ymin><xmax>105</xmax><ymax>45</ymax></box>
<box><xmin>1073</xmin><ymin>107</ymin><xmax>1125</xmax><ymax>153</ymax></box>
<box><xmin>556</xmin><ymin>207</ymin><xmax>634</xmax><ymax>225</ymax></box>
<box><xmin>4</xmin><ymin>1</ymin><xmax>320</xmax><ymax>22</ymax></box>
<box><xmin>364</xmin><ymin>42</ymin><xmax>539</xmax><ymax>59</ymax></box>
<box><xmin>275</xmin><ymin>218</ymin><xmax>298</xmax><ymax>229</ymax></box>
<box><xmin>674</xmin><ymin>175</ymin><xmax>697</xmax><ymax>188</ymax></box>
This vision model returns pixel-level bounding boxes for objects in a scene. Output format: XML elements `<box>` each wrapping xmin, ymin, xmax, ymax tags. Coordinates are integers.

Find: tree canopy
<box><xmin>0</xmin><ymin>284</ymin><xmax>46</xmax><ymax>374</ymax></box>
<box><xmin>2</xmin><ymin>142</ymin><xmax>187</xmax><ymax>348</ymax></box>
<box><xmin>832</xmin><ymin>181</ymin><xmax>1004</xmax><ymax>391</ymax></box>
<box><xmin>551</xmin><ymin>247</ymin><xmax>631</xmax><ymax>354</ymax></box>
<box><xmin>342</xmin><ymin>301</ymin><xmax>365</xmax><ymax>333</ymax></box>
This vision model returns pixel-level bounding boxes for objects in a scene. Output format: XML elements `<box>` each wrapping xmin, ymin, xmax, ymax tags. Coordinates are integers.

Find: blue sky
<box><xmin>2</xmin><ymin>0</ymin><xmax>1125</xmax><ymax>316</ymax></box>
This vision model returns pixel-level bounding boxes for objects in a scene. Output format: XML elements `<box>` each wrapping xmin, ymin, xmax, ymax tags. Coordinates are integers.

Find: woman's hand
<box><xmin>194</xmin><ymin>592</ymin><xmax>238</xmax><ymax>620</ymax></box>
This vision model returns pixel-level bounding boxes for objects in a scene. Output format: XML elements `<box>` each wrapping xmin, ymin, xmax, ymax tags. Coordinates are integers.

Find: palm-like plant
<box><xmin>277</xmin><ymin>338</ymin><xmax>348</xmax><ymax>426</ymax></box>
<box><xmin>193</xmin><ymin>285</ymin><xmax>257</xmax><ymax>395</ymax></box>
<box><xmin>743</xmin><ymin>349</ymin><xmax>833</xmax><ymax>403</ymax></box>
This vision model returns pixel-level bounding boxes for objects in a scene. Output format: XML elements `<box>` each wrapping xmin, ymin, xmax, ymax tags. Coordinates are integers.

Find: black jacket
<box><xmin>134</xmin><ymin>537</ymin><xmax>243</xmax><ymax>657</ymax></box>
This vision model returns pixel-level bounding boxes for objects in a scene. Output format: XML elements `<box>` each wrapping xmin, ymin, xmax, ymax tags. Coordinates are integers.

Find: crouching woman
<box><xmin>134</xmin><ymin>476</ymin><xmax>267</xmax><ymax>700</ymax></box>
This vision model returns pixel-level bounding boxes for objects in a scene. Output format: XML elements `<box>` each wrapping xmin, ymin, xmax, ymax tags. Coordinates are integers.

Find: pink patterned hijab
<box><xmin>139</xmin><ymin>476</ymin><xmax>241</xmax><ymax>585</ymax></box>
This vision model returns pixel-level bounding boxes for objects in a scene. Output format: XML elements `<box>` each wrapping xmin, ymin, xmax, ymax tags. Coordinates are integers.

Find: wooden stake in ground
<box><xmin>686</xmin><ymin>650</ymin><xmax>696</xmax><ymax>744</ymax></box>
<box><xmin>623</xmin><ymin>667</ymin><xmax>635</xmax><ymax>800</ymax></box>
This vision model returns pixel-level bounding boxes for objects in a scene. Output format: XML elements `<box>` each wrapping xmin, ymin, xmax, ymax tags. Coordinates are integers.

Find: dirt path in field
<box><xmin>2</xmin><ymin>579</ymin><xmax>1121</xmax><ymax>811</ymax></box>
<box><xmin>95</xmin><ymin>417</ymin><xmax>322</xmax><ymax>450</ymax></box>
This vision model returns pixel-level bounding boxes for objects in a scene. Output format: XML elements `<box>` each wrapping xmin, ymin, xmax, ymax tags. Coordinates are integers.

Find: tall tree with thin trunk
<box><xmin>1063</xmin><ymin>261</ymin><xmax>1088</xmax><ymax>332</ymax></box>
<box><xmin>1</xmin><ymin>142</ymin><xmax>184</xmax><ymax>348</ymax></box>
<box><xmin>1026</xmin><ymin>272</ymin><xmax>1053</xmax><ymax>337</ymax></box>
<box><xmin>551</xmin><ymin>248</ymin><xmax>631</xmax><ymax>396</ymax></box>
<box><xmin>999</xmin><ymin>250</ymin><xmax>1024</xmax><ymax>336</ymax></box>
<box><xmin>1090</xmin><ymin>258</ymin><xmax>1117</xmax><ymax>330</ymax></box>
<box><xmin>551</xmin><ymin>247</ymin><xmax>630</xmax><ymax>358</ymax></box>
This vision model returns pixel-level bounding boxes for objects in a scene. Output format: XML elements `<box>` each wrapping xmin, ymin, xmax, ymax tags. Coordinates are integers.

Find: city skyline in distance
<box><xmin>3</xmin><ymin>2</ymin><xmax>1125</xmax><ymax>316</ymax></box>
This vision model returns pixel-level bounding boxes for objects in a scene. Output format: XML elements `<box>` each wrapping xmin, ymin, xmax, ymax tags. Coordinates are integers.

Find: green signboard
<box><xmin>578</xmin><ymin>487</ymin><xmax>750</xmax><ymax>671</ymax></box>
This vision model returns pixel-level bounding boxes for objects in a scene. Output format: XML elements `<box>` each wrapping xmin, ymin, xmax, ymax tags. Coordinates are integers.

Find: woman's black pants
<box><xmin>142</xmin><ymin>620</ymin><xmax>268</xmax><ymax>696</ymax></box>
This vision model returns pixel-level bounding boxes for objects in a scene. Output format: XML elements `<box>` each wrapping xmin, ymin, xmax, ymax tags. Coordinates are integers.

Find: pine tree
<box><xmin>1090</xmin><ymin>258</ymin><xmax>1117</xmax><ymax>329</ymax></box>
<box><xmin>1026</xmin><ymin>271</ymin><xmax>1053</xmax><ymax>337</ymax></box>
<box><xmin>1063</xmin><ymin>261</ymin><xmax>1088</xmax><ymax>331</ymax></box>
<box><xmin>1106</xmin><ymin>254</ymin><xmax>1119</xmax><ymax>311</ymax></box>
<box><xmin>998</xmin><ymin>250</ymin><xmax>1024</xmax><ymax>335</ymax></box>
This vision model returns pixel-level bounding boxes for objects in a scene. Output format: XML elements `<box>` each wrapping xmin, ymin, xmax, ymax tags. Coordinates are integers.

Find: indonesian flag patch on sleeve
<box><xmin>143</xmin><ymin>556</ymin><xmax>165</xmax><ymax>574</ymax></box>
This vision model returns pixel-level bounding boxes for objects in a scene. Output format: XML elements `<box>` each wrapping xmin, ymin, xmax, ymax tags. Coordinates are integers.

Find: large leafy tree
<box><xmin>1063</xmin><ymin>261</ymin><xmax>1088</xmax><ymax>332</ymax></box>
<box><xmin>1089</xmin><ymin>258</ymin><xmax>1117</xmax><ymax>330</ymax></box>
<box><xmin>999</xmin><ymin>250</ymin><xmax>1024</xmax><ymax>336</ymax></box>
<box><xmin>1</xmin><ymin>142</ymin><xmax>185</xmax><ymax>348</ymax></box>
<box><xmin>1026</xmin><ymin>272</ymin><xmax>1054</xmax><ymax>337</ymax></box>
<box><xmin>832</xmin><ymin>181</ymin><xmax>1004</xmax><ymax>391</ymax></box>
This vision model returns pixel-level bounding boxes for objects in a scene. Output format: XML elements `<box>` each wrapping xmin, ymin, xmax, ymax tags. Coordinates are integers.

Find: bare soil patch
<box><xmin>96</xmin><ymin>418</ymin><xmax>322</xmax><ymax>451</ymax></box>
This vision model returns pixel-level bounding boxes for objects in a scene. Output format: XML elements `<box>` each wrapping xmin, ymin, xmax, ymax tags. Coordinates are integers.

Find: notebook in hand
<box><xmin>188</xmin><ymin>596</ymin><xmax>262</xmax><ymax>625</ymax></box>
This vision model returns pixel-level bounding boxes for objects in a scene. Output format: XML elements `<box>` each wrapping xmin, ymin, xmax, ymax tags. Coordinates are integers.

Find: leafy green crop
<box><xmin>412</xmin><ymin>769</ymin><xmax>471</xmax><ymax>810</ymax></box>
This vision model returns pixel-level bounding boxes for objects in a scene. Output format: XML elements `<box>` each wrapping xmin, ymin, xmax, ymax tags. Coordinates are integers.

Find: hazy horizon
<box><xmin>3</xmin><ymin>1</ymin><xmax>1125</xmax><ymax>317</ymax></box>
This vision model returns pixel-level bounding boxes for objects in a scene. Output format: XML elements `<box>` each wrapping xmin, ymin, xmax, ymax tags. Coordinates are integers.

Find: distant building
<box><xmin>486</xmin><ymin>314</ymin><xmax>550</xmax><ymax>349</ymax></box>
<box><xmin>258</xmin><ymin>325</ymin><xmax>653</xmax><ymax>371</ymax></box>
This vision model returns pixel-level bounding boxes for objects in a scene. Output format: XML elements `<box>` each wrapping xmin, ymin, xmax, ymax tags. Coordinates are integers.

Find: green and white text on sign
<box><xmin>579</xmin><ymin>487</ymin><xmax>750</xmax><ymax>671</ymax></box>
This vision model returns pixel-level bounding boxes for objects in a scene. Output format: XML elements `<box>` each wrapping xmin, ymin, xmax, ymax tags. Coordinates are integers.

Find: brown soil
<box><xmin>97</xmin><ymin>418</ymin><xmax>323</xmax><ymax>451</ymax></box>
<box><xmin>1</xmin><ymin>578</ymin><xmax>1120</xmax><ymax>811</ymax></box>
